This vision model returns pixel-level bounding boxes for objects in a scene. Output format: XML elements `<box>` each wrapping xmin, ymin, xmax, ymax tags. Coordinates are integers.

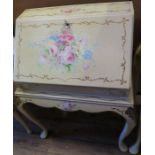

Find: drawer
<box><xmin>14</xmin><ymin>2</ymin><xmax>134</xmax><ymax>89</ymax></box>
<box><xmin>17</xmin><ymin>90</ymin><xmax>133</xmax><ymax>113</ymax></box>
<box><xmin>15</xmin><ymin>85</ymin><xmax>133</xmax><ymax>108</ymax></box>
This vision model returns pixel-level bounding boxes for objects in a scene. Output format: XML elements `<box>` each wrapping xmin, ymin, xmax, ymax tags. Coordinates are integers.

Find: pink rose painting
<box><xmin>39</xmin><ymin>22</ymin><xmax>93</xmax><ymax>72</ymax></box>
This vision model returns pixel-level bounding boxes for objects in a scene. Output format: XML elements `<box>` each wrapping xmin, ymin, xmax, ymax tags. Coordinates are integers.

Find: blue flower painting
<box><xmin>83</xmin><ymin>49</ymin><xmax>93</xmax><ymax>60</ymax></box>
<box><xmin>49</xmin><ymin>35</ymin><xmax>60</xmax><ymax>42</ymax></box>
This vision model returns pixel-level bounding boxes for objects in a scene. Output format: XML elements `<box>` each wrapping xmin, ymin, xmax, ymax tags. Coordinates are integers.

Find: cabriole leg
<box><xmin>118</xmin><ymin>107</ymin><xmax>136</xmax><ymax>152</ymax></box>
<box><xmin>17</xmin><ymin>103</ymin><xmax>48</xmax><ymax>139</ymax></box>
<box><xmin>129</xmin><ymin>119</ymin><xmax>141</xmax><ymax>154</ymax></box>
<box><xmin>14</xmin><ymin>110</ymin><xmax>32</xmax><ymax>134</ymax></box>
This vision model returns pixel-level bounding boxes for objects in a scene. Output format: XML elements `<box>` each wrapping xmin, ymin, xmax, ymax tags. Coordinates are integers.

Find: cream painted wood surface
<box><xmin>14</xmin><ymin>2</ymin><xmax>136</xmax><ymax>153</ymax></box>
<box><xmin>15</xmin><ymin>87</ymin><xmax>136</xmax><ymax>150</ymax></box>
<box><xmin>15</xmin><ymin>83</ymin><xmax>133</xmax><ymax>107</ymax></box>
<box><xmin>14</xmin><ymin>1</ymin><xmax>134</xmax><ymax>89</ymax></box>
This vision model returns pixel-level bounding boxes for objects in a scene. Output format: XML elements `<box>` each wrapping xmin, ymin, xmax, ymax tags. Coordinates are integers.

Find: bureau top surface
<box><xmin>17</xmin><ymin>1</ymin><xmax>133</xmax><ymax>21</ymax></box>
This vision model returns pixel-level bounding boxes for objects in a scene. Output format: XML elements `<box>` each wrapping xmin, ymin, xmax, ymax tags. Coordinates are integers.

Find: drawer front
<box><xmin>14</xmin><ymin>4</ymin><xmax>133</xmax><ymax>89</ymax></box>
<box><xmin>19</xmin><ymin>96</ymin><xmax>132</xmax><ymax>113</ymax></box>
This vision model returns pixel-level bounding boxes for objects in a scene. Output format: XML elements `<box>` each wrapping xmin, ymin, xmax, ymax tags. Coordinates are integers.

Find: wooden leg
<box><xmin>118</xmin><ymin>107</ymin><xmax>136</xmax><ymax>152</ymax></box>
<box><xmin>14</xmin><ymin>110</ymin><xmax>32</xmax><ymax>134</ymax></box>
<box><xmin>17</xmin><ymin>103</ymin><xmax>48</xmax><ymax>139</ymax></box>
<box><xmin>129</xmin><ymin>119</ymin><xmax>141</xmax><ymax>154</ymax></box>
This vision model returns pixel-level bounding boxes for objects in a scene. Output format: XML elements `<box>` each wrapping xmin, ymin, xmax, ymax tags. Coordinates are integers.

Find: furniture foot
<box><xmin>40</xmin><ymin>130</ymin><xmax>48</xmax><ymax>139</ymax></box>
<box><xmin>118</xmin><ymin>107</ymin><xmax>136</xmax><ymax>152</ymax></box>
<box><xmin>17</xmin><ymin>103</ymin><xmax>48</xmax><ymax>139</ymax></box>
<box><xmin>129</xmin><ymin>141</ymin><xmax>140</xmax><ymax>154</ymax></box>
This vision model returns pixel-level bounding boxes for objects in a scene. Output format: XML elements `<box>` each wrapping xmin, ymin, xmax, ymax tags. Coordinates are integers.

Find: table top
<box><xmin>17</xmin><ymin>2</ymin><xmax>133</xmax><ymax>21</ymax></box>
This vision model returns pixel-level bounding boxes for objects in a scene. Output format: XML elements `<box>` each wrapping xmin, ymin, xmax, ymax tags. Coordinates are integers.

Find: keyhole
<box><xmin>64</xmin><ymin>20</ymin><xmax>70</xmax><ymax>28</ymax></box>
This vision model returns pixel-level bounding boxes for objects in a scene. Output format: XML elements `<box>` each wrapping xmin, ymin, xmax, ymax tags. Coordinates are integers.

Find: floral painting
<box><xmin>38</xmin><ymin>21</ymin><xmax>93</xmax><ymax>72</ymax></box>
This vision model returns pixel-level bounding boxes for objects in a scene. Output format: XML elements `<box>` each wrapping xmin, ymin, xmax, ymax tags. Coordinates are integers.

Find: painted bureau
<box><xmin>14</xmin><ymin>1</ymin><xmax>136</xmax><ymax>153</ymax></box>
